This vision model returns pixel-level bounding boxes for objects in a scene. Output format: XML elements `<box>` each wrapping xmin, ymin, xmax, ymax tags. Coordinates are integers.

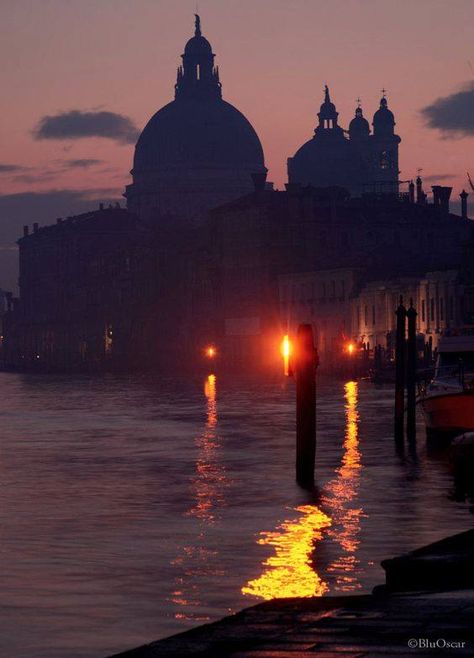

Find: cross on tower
<box><xmin>381</xmin><ymin>88</ymin><xmax>387</xmax><ymax>98</ymax></box>
<box><xmin>356</xmin><ymin>97</ymin><xmax>361</xmax><ymax>107</ymax></box>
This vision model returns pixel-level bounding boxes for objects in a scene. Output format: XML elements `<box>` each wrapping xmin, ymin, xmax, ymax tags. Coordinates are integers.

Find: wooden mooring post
<box><xmin>406</xmin><ymin>301</ymin><xmax>418</xmax><ymax>442</ymax></box>
<box><xmin>295</xmin><ymin>323</ymin><xmax>319</xmax><ymax>489</ymax></box>
<box><xmin>394</xmin><ymin>297</ymin><xmax>407</xmax><ymax>443</ymax></box>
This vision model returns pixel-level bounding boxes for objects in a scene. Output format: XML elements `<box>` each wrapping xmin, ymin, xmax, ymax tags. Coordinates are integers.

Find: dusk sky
<box><xmin>1</xmin><ymin>0</ymin><xmax>474</xmax><ymax>289</ymax></box>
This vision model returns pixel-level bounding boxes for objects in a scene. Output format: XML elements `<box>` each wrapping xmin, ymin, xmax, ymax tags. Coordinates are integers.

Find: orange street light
<box><xmin>206</xmin><ymin>345</ymin><xmax>216</xmax><ymax>359</ymax></box>
<box><xmin>281</xmin><ymin>334</ymin><xmax>292</xmax><ymax>376</ymax></box>
<box><xmin>346</xmin><ymin>342</ymin><xmax>355</xmax><ymax>356</ymax></box>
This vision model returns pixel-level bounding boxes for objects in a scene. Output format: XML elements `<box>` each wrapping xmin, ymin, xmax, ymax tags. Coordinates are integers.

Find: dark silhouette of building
<box><xmin>2</xmin><ymin>17</ymin><xmax>472</xmax><ymax>372</ymax></box>
<box><xmin>125</xmin><ymin>15</ymin><xmax>266</xmax><ymax>223</ymax></box>
<box><xmin>3</xmin><ymin>207</ymin><xmax>154</xmax><ymax>370</ymax></box>
<box><xmin>288</xmin><ymin>88</ymin><xmax>400</xmax><ymax>196</ymax></box>
<box><xmin>206</xmin><ymin>182</ymin><xmax>471</xmax><ymax>366</ymax></box>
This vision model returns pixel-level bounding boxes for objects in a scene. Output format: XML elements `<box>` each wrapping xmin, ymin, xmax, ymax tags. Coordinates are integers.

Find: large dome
<box><xmin>133</xmin><ymin>98</ymin><xmax>264</xmax><ymax>173</ymax></box>
<box><xmin>125</xmin><ymin>16</ymin><xmax>266</xmax><ymax>222</ymax></box>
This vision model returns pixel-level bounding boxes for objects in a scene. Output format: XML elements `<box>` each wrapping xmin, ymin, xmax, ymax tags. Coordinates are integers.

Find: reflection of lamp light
<box><xmin>281</xmin><ymin>335</ymin><xmax>292</xmax><ymax>376</ymax></box>
<box><xmin>242</xmin><ymin>504</ymin><xmax>331</xmax><ymax>600</ymax></box>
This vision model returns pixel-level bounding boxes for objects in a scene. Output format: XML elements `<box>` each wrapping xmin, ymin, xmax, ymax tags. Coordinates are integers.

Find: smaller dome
<box><xmin>184</xmin><ymin>34</ymin><xmax>212</xmax><ymax>55</ymax></box>
<box><xmin>373</xmin><ymin>96</ymin><xmax>395</xmax><ymax>127</ymax></box>
<box><xmin>349</xmin><ymin>106</ymin><xmax>370</xmax><ymax>137</ymax></box>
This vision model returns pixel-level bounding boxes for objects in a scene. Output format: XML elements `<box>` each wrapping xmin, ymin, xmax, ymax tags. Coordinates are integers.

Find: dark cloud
<box><xmin>0</xmin><ymin>188</ymin><xmax>123</xmax><ymax>291</ymax></box>
<box><xmin>33</xmin><ymin>110</ymin><xmax>140</xmax><ymax>144</ymax></box>
<box><xmin>62</xmin><ymin>158</ymin><xmax>104</xmax><ymax>169</ymax></box>
<box><xmin>421</xmin><ymin>81</ymin><xmax>474</xmax><ymax>137</ymax></box>
<box><xmin>0</xmin><ymin>163</ymin><xmax>28</xmax><ymax>174</ymax></box>
<box><xmin>12</xmin><ymin>171</ymin><xmax>58</xmax><ymax>184</ymax></box>
<box><xmin>423</xmin><ymin>174</ymin><xmax>457</xmax><ymax>183</ymax></box>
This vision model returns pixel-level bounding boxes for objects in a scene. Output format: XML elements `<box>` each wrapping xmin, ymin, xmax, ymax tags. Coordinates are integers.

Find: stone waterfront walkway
<box><xmin>111</xmin><ymin>589</ymin><xmax>474</xmax><ymax>657</ymax></box>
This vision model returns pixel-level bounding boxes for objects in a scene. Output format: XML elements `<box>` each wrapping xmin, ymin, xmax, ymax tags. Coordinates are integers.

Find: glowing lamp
<box><xmin>206</xmin><ymin>345</ymin><xmax>216</xmax><ymax>359</ymax></box>
<box><xmin>281</xmin><ymin>334</ymin><xmax>292</xmax><ymax>376</ymax></box>
<box><xmin>346</xmin><ymin>342</ymin><xmax>355</xmax><ymax>356</ymax></box>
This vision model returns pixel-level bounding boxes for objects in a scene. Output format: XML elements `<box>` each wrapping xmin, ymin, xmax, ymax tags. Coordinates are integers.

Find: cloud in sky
<box><xmin>33</xmin><ymin>110</ymin><xmax>140</xmax><ymax>144</ymax></box>
<box><xmin>0</xmin><ymin>163</ymin><xmax>28</xmax><ymax>174</ymax></box>
<box><xmin>61</xmin><ymin>158</ymin><xmax>105</xmax><ymax>169</ymax></box>
<box><xmin>421</xmin><ymin>81</ymin><xmax>474</xmax><ymax>138</ymax></box>
<box><xmin>422</xmin><ymin>173</ymin><xmax>457</xmax><ymax>183</ymax></box>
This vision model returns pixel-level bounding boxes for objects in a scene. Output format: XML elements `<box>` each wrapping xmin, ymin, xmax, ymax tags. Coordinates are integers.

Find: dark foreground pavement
<box><xmin>109</xmin><ymin>531</ymin><xmax>474</xmax><ymax>657</ymax></box>
<box><xmin>110</xmin><ymin>589</ymin><xmax>474</xmax><ymax>657</ymax></box>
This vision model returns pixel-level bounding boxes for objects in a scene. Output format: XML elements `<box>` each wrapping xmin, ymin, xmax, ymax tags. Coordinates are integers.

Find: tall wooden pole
<box><xmin>394</xmin><ymin>297</ymin><xmax>407</xmax><ymax>443</ymax></box>
<box><xmin>406</xmin><ymin>301</ymin><xmax>418</xmax><ymax>442</ymax></box>
<box><xmin>295</xmin><ymin>323</ymin><xmax>318</xmax><ymax>489</ymax></box>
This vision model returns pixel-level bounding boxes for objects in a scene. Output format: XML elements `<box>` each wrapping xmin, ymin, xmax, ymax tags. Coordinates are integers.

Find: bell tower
<box><xmin>370</xmin><ymin>92</ymin><xmax>401</xmax><ymax>194</ymax></box>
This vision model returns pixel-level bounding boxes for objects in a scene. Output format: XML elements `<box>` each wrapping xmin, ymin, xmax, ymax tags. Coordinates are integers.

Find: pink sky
<box><xmin>0</xmin><ymin>0</ymin><xmax>473</xmax><ymax>201</ymax></box>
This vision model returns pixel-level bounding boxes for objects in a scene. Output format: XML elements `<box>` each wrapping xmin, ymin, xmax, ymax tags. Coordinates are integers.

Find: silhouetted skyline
<box><xmin>1</xmin><ymin>0</ymin><xmax>474</xmax><ymax>289</ymax></box>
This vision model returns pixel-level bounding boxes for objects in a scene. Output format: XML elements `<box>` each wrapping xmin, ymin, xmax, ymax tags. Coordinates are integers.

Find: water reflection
<box><xmin>241</xmin><ymin>505</ymin><xmax>331</xmax><ymax>599</ymax></box>
<box><xmin>187</xmin><ymin>374</ymin><xmax>225</xmax><ymax>522</ymax></box>
<box><xmin>243</xmin><ymin>380</ymin><xmax>364</xmax><ymax>600</ymax></box>
<box><xmin>171</xmin><ymin>374</ymin><xmax>227</xmax><ymax>620</ymax></box>
<box><xmin>322</xmin><ymin>380</ymin><xmax>364</xmax><ymax>591</ymax></box>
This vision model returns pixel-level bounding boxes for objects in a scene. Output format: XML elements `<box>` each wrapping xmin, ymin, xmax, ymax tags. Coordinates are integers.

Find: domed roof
<box><xmin>184</xmin><ymin>34</ymin><xmax>212</xmax><ymax>54</ymax></box>
<box><xmin>373</xmin><ymin>96</ymin><xmax>395</xmax><ymax>126</ymax></box>
<box><xmin>133</xmin><ymin>98</ymin><xmax>265</xmax><ymax>172</ymax></box>
<box><xmin>289</xmin><ymin>132</ymin><xmax>362</xmax><ymax>190</ymax></box>
<box><xmin>184</xmin><ymin>15</ymin><xmax>212</xmax><ymax>55</ymax></box>
<box><xmin>349</xmin><ymin>106</ymin><xmax>370</xmax><ymax>137</ymax></box>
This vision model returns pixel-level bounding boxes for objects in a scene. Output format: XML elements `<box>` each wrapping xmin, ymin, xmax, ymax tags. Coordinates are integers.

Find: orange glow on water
<box><xmin>188</xmin><ymin>374</ymin><xmax>223</xmax><ymax>522</ymax></box>
<box><xmin>171</xmin><ymin>374</ymin><xmax>226</xmax><ymax>620</ymax></box>
<box><xmin>243</xmin><ymin>380</ymin><xmax>364</xmax><ymax>601</ymax></box>
<box><xmin>241</xmin><ymin>505</ymin><xmax>331</xmax><ymax>600</ymax></box>
<box><xmin>281</xmin><ymin>334</ymin><xmax>292</xmax><ymax>376</ymax></box>
<box><xmin>322</xmin><ymin>380</ymin><xmax>364</xmax><ymax>591</ymax></box>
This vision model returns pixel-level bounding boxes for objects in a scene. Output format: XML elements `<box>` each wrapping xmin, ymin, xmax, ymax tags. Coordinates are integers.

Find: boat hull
<box><xmin>420</xmin><ymin>391</ymin><xmax>474</xmax><ymax>434</ymax></box>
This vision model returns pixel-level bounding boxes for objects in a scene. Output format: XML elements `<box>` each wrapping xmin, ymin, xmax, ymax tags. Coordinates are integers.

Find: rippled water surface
<box><xmin>0</xmin><ymin>371</ymin><xmax>472</xmax><ymax>658</ymax></box>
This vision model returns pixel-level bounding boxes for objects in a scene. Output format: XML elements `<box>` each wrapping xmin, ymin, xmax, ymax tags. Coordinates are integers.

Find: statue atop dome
<box><xmin>194</xmin><ymin>13</ymin><xmax>201</xmax><ymax>36</ymax></box>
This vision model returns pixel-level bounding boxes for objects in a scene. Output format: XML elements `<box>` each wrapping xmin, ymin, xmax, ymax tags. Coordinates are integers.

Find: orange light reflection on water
<box><xmin>243</xmin><ymin>379</ymin><xmax>364</xmax><ymax>601</ymax></box>
<box><xmin>171</xmin><ymin>374</ymin><xmax>227</xmax><ymax>620</ymax></box>
<box><xmin>322</xmin><ymin>380</ymin><xmax>364</xmax><ymax>591</ymax></box>
<box><xmin>241</xmin><ymin>505</ymin><xmax>331</xmax><ymax>600</ymax></box>
<box><xmin>188</xmin><ymin>374</ymin><xmax>224</xmax><ymax>522</ymax></box>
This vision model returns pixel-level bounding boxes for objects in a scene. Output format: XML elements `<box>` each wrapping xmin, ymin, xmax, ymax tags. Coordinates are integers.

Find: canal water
<box><xmin>0</xmin><ymin>371</ymin><xmax>472</xmax><ymax>658</ymax></box>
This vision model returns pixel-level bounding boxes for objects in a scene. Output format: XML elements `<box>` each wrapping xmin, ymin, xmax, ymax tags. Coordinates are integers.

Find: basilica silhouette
<box><xmin>2</xmin><ymin>16</ymin><xmax>472</xmax><ymax>371</ymax></box>
<box><xmin>125</xmin><ymin>15</ymin><xmax>266</xmax><ymax>223</ymax></box>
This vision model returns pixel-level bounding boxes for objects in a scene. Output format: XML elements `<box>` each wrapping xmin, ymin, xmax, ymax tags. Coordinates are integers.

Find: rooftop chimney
<box><xmin>33</xmin><ymin>222</ymin><xmax>39</xmax><ymax>233</ymax></box>
<box><xmin>432</xmin><ymin>185</ymin><xmax>441</xmax><ymax>207</ymax></box>
<box><xmin>432</xmin><ymin>186</ymin><xmax>452</xmax><ymax>213</ymax></box>
<box><xmin>23</xmin><ymin>225</ymin><xmax>29</xmax><ymax>237</ymax></box>
<box><xmin>416</xmin><ymin>176</ymin><xmax>425</xmax><ymax>204</ymax></box>
<box><xmin>460</xmin><ymin>189</ymin><xmax>469</xmax><ymax>220</ymax></box>
<box><xmin>408</xmin><ymin>180</ymin><xmax>415</xmax><ymax>203</ymax></box>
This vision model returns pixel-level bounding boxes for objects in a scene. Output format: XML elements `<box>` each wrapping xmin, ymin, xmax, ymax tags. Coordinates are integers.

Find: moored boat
<box><xmin>419</xmin><ymin>331</ymin><xmax>474</xmax><ymax>435</ymax></box>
